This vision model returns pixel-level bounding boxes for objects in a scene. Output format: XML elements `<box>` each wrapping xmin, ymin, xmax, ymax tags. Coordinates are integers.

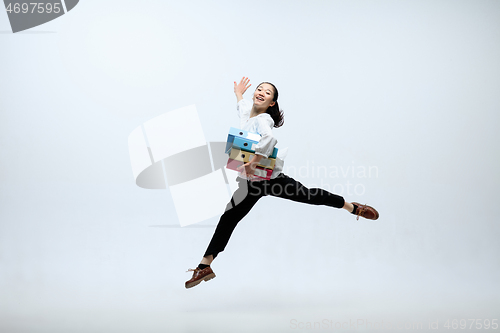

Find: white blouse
<box><xmin>236</xmin><ymin>99</ymin><xmax>287</xmax><ymax>180</ymax></box>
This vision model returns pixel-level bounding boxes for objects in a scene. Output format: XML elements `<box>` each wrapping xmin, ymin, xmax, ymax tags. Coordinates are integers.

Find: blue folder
<box><xmin>227</xmin><ymin>127</ymin><xmax>262</xmax><ymax>142</ymax></box>
<box><xmin>226</xmin><ymin>127</ymin><xmax>278</xmax><ymax>159</ymax></box>
<box><xmin>225</xmin><ymin>127</ymin><xmax>260</xmax><ymax>153</ymax></box>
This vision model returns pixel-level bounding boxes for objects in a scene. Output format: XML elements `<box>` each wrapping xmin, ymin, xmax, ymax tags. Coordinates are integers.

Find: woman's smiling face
<box><xmin>252</xmin><ymin>83</ymin><xmax>276</xmax><ymax>109</ymax></box>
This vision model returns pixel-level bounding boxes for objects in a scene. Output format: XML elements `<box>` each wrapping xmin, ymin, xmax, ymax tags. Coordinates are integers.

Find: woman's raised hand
<box><xmin>234</xmin><ymin>77</ymin><xmax>251</xmax><ymax>101</ymax></box>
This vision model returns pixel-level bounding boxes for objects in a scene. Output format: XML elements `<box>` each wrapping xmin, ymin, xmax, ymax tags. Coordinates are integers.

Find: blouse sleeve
<box><xmin>254</xmin><ymin>114</ymin><xmax>277</xmax><ymax>157</ymax></box>
<box><xmin>236</xmin><ymin>99</ymin><xmax>252</xmax><ymax>122</ymax></box>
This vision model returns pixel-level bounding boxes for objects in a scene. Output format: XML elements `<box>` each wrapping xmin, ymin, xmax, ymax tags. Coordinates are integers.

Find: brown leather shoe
<box><xmin>185</xmin><ymin>267</ymin><xmax>216</xmax><ymax>289</ymax></box>
<box><xmin>352</xmin><ymin>202</ymin><xmax>379</xmax><ymax>220</ymax></box>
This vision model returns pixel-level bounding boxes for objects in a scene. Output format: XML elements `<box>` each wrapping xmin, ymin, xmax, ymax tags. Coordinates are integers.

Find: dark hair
<box><xmin>258</xmin><ymin>82</ymin><xmax>284</xmax><ymax>128</ymax></box>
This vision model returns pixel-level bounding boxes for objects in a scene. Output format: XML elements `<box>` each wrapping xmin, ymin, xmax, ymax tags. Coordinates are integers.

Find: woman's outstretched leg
<box><xmin>202</xmin><ymin>187</ymin><xmax>262</xmax><ymax>260</ymax></box>
<box><xmin>267</xmin><ymin>173</ymin><xmax>345</xmax><ymax>207</ymax></box>
<box><xmin>268</xmin><ymin>174</ymin><xmax>379</xmax><ymax>220</ymax></box>
<box><xmin>185</xmin><ymin>178</ymin><xmax>264</xmax><ymax>289</ymax></box>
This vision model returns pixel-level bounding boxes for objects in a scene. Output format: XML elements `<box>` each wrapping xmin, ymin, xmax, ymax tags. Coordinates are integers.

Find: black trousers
<box><xmin>203</xmin><ymin>173</ymin><xmax>345</xmax><ymax>259</ymax></box>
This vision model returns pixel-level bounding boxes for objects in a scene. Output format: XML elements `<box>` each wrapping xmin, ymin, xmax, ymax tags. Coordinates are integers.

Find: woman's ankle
<box><xmin>343</xmin><ymin>202</ymin><xmax>354</xmax><ymax>213</ymax></box>
<box><xmin>200</xmin><ymin>255</ymin><xmax>214</xmax><ymax>265</ymax></box>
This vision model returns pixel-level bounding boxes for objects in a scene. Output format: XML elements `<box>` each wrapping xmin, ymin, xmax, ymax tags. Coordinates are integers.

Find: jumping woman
<box><xmin>185</xmin><ymin>77</ymin><xmax>379</xmax><ymax>288</ymax></box>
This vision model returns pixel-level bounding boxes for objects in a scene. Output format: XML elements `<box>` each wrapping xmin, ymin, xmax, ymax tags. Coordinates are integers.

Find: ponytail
<box><xmin>266</xmin><ymin>101</ymin><xmax>284</xmax><ymax>128</ymax></box>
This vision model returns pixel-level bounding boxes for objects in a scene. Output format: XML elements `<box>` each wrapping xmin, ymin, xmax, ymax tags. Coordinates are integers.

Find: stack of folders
<box><xmin>225</xmin><ymin>127</ymin><xmax>278</xmax><ymax>180</ymax></box>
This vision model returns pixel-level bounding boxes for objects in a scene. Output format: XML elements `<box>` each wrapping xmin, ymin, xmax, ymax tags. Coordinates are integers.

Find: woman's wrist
<box><xmin>250</xmin><ymin>154</ymin><xmax>264</xmax><ymax>165</ymax></box>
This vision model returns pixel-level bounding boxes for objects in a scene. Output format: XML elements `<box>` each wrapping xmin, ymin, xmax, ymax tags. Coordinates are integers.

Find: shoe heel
<box><xmin>185</xmin><ymin>280</ymin><xmax>202</xmax><ymax>289</ymax></box>
<box><xmin>204</xmin><ymin>273</ymin><xmax>216</xmax><ymax>282</ymax></box>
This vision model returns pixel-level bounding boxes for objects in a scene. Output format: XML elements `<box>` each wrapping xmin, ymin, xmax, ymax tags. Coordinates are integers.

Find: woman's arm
<box><xmin>237</xmin><ymin>116</ymin><xmax>277</xmax><ymax>179</ymax></box>
<box><xmin>254</xmin><ymin>116</ymin><xmax>277</xmax><ymax>157</ymax></box>
<box><xmin>234</xmin><ymin>77</ymin><xmax>251</xmax><ymax>102</ymax></box>
<box><xmin>236</xmin><ymin>154</ymin><xmax>264</xmax><ymax>179</ymax></box>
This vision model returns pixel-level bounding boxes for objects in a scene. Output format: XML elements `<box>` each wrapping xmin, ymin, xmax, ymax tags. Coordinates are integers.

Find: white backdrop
<box><xmin>1</xmin><ymin>1</ymin><xmax>499</xmax><ymax>332</ymax></box>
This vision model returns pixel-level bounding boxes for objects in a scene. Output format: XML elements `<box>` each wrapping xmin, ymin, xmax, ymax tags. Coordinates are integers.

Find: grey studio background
<box><xmin>1</xmin><ymin>0</ymin><xmax>499</xmax><ymax>332</ymax></box>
